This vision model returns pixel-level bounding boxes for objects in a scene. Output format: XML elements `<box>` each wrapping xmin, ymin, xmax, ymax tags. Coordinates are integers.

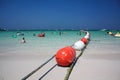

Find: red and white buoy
<box><xmin>55</xmin><ymin>31</ymin><xmax>90</xmax><ymax>67</ymax></box>
<box><xmin>72</xmin><ymin>31</ymin><xmax>90</xmax><ymax>51</ymax></box>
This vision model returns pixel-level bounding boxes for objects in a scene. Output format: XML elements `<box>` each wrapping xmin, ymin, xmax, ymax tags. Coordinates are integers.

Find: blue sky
<box><xmin>0</xmin><ymin>0</ymin><xmax>120</xmax><ymax>30</ymax></box>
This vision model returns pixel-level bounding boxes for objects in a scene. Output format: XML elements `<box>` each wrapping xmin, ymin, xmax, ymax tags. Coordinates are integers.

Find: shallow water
<box><xmin>0</xmin><ymin>30</ymin><xmax>120</xmax><ymax>55</ymax></box>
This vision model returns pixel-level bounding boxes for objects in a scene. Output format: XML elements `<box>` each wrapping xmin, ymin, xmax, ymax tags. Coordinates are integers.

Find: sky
<box><xmin>0</xmin><ymin>0</ymin><xmax>120</xmax><ymax>30</ymax></box>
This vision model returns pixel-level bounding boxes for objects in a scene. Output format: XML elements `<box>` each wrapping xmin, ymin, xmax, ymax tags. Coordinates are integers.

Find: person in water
<box><xmin>21</xmin><ymin>37</ymin><xmax>26</xmax><ymax>43</ymax></box>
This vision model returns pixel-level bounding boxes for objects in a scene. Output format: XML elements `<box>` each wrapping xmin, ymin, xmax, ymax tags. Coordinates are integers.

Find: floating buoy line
<box><xmin>21</xmin><ymin>30</ymin><xmax>90</xmax><ymax>80</ymax></box>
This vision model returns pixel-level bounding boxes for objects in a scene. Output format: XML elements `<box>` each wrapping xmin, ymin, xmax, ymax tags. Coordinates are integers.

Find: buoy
<box><xmin>81</xmin><ymin>37</ymin><xmax>88</xmax><ymax>44</ymax></box>
<box><xmin>55</xmin><ymin>46</ymin><xmax>76</xmax><ymax>67</ymax></box>
<box><xmin>72</xmin><ymin>41</ymin><xmax>85</xmax><ymax>51</ymax></box>
<box><xmin>84</xmin><ymin>31</ymin><xmax>90</xmax><ymax>39</ymax></box>
<box><xmin>84</xmin><ymin>35</ymin><xmax>90</xmax><ymax>39</ymax></box>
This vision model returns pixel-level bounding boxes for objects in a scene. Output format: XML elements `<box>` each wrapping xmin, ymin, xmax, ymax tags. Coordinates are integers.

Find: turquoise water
<box><xmin>0</xmin><ymin>30</ymin><xmax>120</xmax><ymax>55</ymax></box>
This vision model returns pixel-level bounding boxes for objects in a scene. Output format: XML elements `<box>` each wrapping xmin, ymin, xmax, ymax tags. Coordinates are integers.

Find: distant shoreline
<box><xmin>3</xmin><ymin>29</ymin><xmax>120</xmax><ymax>32</ymax></box>
<box><xmin>0</xmin><ymin>28</ymin><xmax>6</xmax><ymax>31</ymax></box>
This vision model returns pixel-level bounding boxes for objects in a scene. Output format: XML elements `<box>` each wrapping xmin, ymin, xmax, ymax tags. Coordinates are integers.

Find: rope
<box><xmin>39</xmin><ymin>64</ymin><xmax>57</xmax><ymax>80</ymax></box>
<box><xmin>64</xmin><ymin>42</ymin><xmax>89</xmax><ymax>80</ymax></box>
<box><xmin>21</xmin><ymin>55</ymin><xmax>55</xmax><ymax>80</ymax></box>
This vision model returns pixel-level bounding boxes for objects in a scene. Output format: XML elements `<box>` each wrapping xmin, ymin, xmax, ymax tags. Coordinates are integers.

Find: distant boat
<box><xmin>101</xmin><ymin>29</ymin><xmax>108</xmax><ymax>31</ymax></box>
<box><xmin>107</xmin><ymin>31</ymin><xmax>114</xmax><ymax>36</ymax></box>
<box><xmin>115</xmin><ymin>32</ymin><xmax>120</xmax><ymax>37</ymax></box>
<box><xmin>16</xmin><ymin>32</ymin><xmax>24</xmax><ymax>36</ymax></box>
<box><xmin>38</xmin><ymin>32</ymin><xmax>45</xmax><ymax>37</ymax></box>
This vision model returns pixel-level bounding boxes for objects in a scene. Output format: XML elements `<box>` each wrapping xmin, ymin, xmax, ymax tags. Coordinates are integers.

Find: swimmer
<box><xmin>21</xmin><ymin>37</ymin><xmax>26</xmax><ymax>43</ymax></box>
<box><xmin>59</xmin><ymin>31</ymin><xmax>62</xmax><ymax>36</ymax></box>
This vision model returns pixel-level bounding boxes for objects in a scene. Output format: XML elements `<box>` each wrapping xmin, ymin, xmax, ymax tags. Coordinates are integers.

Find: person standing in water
<box><xmin>21</xmin><ymin>37</ymin><xmax>26</xmax><ymax>43</ymax></box>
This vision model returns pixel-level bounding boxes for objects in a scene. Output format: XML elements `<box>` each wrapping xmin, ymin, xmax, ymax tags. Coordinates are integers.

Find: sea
<box><xmin>0</xmin><ymin>30</ymin><xmax>120</xmax><ymax>56</ymax></box>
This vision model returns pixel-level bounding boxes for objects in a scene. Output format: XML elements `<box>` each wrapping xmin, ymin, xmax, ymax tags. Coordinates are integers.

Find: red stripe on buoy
<box><xmin>55</xmin><ymin>46</ymin><xmax>76</xmax><ymax>67</ymax></box>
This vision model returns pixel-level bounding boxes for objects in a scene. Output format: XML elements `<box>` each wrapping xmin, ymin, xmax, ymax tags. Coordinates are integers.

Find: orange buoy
<box><xmin>81</xmin><ymin>37</ymin><xmax>88</xmax><ymax>44</ymax></box>
<box><xmin>55</xmin><ymin>46</ymin><xmax>76</xmax><ymax>67</ymax></box>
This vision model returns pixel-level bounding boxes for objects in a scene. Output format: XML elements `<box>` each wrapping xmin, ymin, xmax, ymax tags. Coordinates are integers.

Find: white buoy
<box><xmin>84</xmin><ymin>31</ymin><xmax>90</xmax><ymax>39</ymax></box>
<box><xmin>84</xmin><ymin>35</ymin><xmax>90</xmax><ymax>39</ymax></box>
<box><xmin>72</xmin><ymin>41</ymin><xmax>85</xmax><ymax>51</ymax></box>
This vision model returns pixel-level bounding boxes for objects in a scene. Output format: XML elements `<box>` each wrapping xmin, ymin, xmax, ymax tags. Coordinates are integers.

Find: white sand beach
<box><xmin>0</xmin><ymin>41</ymin><xmax>120</xmax><ymax>80</ymax></box>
